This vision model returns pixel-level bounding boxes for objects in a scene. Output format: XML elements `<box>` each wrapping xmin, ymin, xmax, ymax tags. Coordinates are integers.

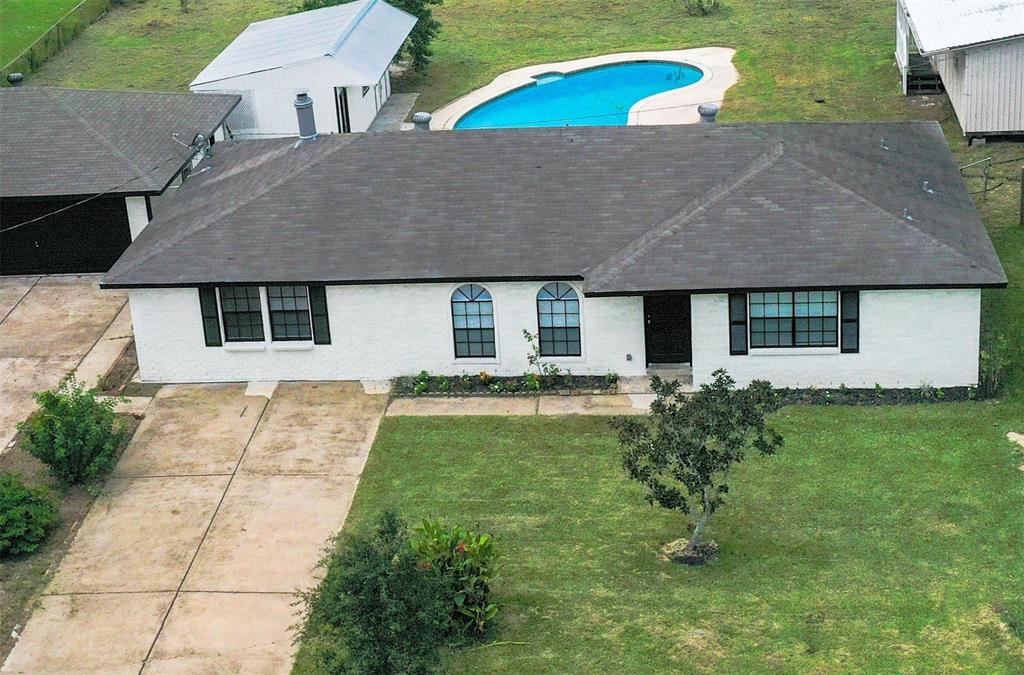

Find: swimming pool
<box><xmin>453</xmin><ymin>61</ymin><xmax>704</xmax><ymax>130</ymax></box>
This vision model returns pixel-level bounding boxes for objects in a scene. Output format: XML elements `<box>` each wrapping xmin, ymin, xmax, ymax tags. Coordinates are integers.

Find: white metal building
<box><xmin>190</xmin><ymin>0</ymin><xmax>416</xmax><ymax>138</ymax></box>
<box><xmin>896</xmin><ymin>0</ymin><xmax>1024</xmax><ymax>138</ymax></box>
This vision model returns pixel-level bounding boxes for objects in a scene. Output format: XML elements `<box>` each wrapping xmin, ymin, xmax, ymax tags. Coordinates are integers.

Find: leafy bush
<box><xmin>297</xmin><ymin>512</ymin><xmax>454</xmax><ymax>674</ymax></box>
<box><xmin>683</xmin><ymin>0</ymin><xmax>719</xmax><ymax>16</ymax></box>
<box><xmin>412</xmin><ymin>518</ymin><xmax>500</xmax><ymax>635</ymax></box>
<box><xmin>979</xmin><ymin>333</ymin><xmax>1011</xmax><ymax>398</ymax></box>
<box><xmin>0</xmin><ymin>473</ymin><xmax>59</xmax><ymax>558</ymax></box>
<box><xmin>18</xmin><ymin>376</ymin><xmax>125</xmax><ymax>487</ymax></box>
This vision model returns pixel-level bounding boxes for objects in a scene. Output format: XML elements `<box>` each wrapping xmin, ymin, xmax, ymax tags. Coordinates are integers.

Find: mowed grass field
<box><xmin>299</xmin><ymin>409</ymin><xmax>1024</xmax><ymax>673</ymax></box>
<box><xmin>0</xmin><ymin>0</ymin><xmax>84</xmax><ymax>65</ymax></box>
<box><xmin>35</xmin><ymin>0</ymin><xmax>915</xmax><ymax>121</ymax></box>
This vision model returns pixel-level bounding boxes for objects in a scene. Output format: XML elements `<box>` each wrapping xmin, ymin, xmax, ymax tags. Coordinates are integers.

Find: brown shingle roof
<box><xmin>102</xmin><ymin>123</ymin><xmax>1007</xmax><ymax>292</ymax></box>
<box><xmin>0</xmin><ymin>87</ymin><xmax>239</xmax><ymax>197</ymax></box>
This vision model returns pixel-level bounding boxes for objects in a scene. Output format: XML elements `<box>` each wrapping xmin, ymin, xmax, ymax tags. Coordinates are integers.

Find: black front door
<box><xmin>644</xmin><ymin>295</ymin><xmax>692</xmax><ymax>364</ymax></box>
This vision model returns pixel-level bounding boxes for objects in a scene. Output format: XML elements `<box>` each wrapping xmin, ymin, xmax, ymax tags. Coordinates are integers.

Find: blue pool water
<box><xmin>454</xmin><ymin>61</ymin><xmax>703</xmax><ymax>130</ymax></box>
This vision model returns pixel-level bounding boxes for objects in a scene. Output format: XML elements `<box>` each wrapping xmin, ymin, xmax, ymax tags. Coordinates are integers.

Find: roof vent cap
<box><xmin>697</xmin><ymin>103</ymin><xmax>719</xmax><ymax>124</ymax></box>
<box><xmin>412</xmin><ymin>112</ymin><xmax>432</xmax><ymax>131</ymax></box>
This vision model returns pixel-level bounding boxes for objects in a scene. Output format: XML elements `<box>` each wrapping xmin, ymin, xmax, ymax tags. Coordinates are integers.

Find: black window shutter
<box><xmin>841</xmin><ymin>291</ymin><xmax>859</xmax><ymax>353</ymax></box>
<box><xmin>728</xmin><ymin>294</ymin><xmax>748</xmax><ymax>355</ymax></box>
<box><xmin>309</xmin><ymin>285</ymin><xmax>331</xmax><ymax>345</ymax></box>
<box><xmin>198</xmin><ymin>287</ymin><xmax>222</xmax><ymax>347</ymax></box>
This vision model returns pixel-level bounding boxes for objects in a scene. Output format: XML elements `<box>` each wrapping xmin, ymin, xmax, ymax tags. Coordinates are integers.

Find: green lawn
<box><xmin>0</xmin><ymin>0</ymin><xmax>85</xmax><ymax>65</ymax></box>
<box><xmin>298</xmin><ymin>409</ymin><xmax>1023</xmax><ymax>673</ymax></box>
<box><xmin>32</xmin><ymin>0</ymin><xmax>926</xmax><ymax>123</ymax></box>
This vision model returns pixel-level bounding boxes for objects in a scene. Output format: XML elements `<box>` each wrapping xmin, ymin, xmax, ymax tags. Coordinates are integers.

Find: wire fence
<box><xmin>1</xmin><ymin>0</ymin><xmax>112</xmax><ymax>83</ymax></box>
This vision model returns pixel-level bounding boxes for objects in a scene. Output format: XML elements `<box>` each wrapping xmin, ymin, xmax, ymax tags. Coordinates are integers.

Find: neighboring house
<box><xmin>896</xmin><ymin>0</ymin><xmax>1024</xmax><ymax>139</ymax></box>
<box><xmin>0</xmin><ymin>87</ymin><xmax>239</xmax><ymax>276</ymax></box>
<box><xmin>102</xmin><ymin>122</ymin><xmax>1006</xmax><ymax>389</ymax></box>
<box><xmin>189</xmin><ymin>0</ymin><xmax>416</xmax><ymax>138</ymax></box>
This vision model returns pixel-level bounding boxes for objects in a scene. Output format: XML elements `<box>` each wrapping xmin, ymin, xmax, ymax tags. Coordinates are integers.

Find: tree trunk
<box><xmin>684</xmin><ymin>487</ymin><xmax>712</xmax><ymax>553</ymax></box>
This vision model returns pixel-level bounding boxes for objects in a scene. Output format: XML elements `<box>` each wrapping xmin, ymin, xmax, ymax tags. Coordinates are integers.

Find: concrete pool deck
<box><xmin>431</xmin><ymin>47</ymin><xmax>738</xmax><ymax>130</ymax></box>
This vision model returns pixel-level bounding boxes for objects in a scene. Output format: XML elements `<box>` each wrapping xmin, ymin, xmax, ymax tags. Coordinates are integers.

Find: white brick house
<box><xmin>102</xmin><ymin>123</ymin><xmax>1006</xmax><ymax>388</ymax></box>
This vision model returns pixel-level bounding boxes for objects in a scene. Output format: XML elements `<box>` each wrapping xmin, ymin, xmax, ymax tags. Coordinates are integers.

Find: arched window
<box><xmin>537</xmin><ymin>282</ymin><xmax>581</xmax><ymax>356</ymax></box>
<box><xmin>451</xmin><ymin>284</ymin><xmax>495</xmax><ymax>358</ymax></box>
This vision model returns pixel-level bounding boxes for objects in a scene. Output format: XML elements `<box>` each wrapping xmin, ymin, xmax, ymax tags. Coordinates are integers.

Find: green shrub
<box><xmin>412</xmin><ymin>518</ymin><xmax>499</xmax><ymax>635</ymax></box>
<box><xmin>683</xmin><ymin>0</ymin><xmax>719</xmax><ymax>16</ymax></box>
<box><xmin>979</xmin><ymin>333</ymin><xmax>1011</xmax><ymax>398</ymax></box>
<box><xmin>18</xmin><ymin>376</ymin><xmax>125</xmax><ymax>487</ymax></box>
<box><xmin>297</xmin><ymin>512</ymin><xmax>453</xmax><ymax>674</ymax></box>
<box><xmin>0</xmin><ymin>473</ymin><xmax>59</xmax><ymax>558</ymax></box>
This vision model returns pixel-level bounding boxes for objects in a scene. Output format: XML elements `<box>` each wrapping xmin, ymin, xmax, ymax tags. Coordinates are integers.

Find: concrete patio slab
<box><xmin>0</xmin><ymin>275</ymin><xmax>127</xmax><ymax>449</ymax></box>
<box><xmin>1</xmin><ymin>592</ymin><xmax>174</xmax><ymax>674</ymax></box>
<box><xmin>0</xmin><ymin>276</ymin><xmax>37</xmax><ymax>320</ymax></box>
<box><xmin>144</xmin><ymin>592</ymin><xmax>298</xmax><ymax>675</ymax></box>
<box><xmin>0</xmin><ymin>355</ymin><xmax>79</xmax><ymax>450</ymax></box>
<box><xmin>432</xmin><ymin>48</ymin><xmax>738</xmax><ymax>129</ymax></box>
<box><xmin>48</xmin><ymin>475</ymin><xmax>230</xmax><ymax>593</ymax></box>
<box><xmin>537</xmin><ymin>394</ymin><xmax>647</xmax><ymax>416</ymax></box>
<box><xmin>115</xmin><ymin>385</ymin><xmax>266</xmax><ymax>477</ymax></box>
<box><xmin>0</xmin><ymin>275</ymin><xmax>125</xmax><ymax>359</ymax></box>
<box><xmin>183</xmin><ymin>473</ymin><xmax>359</xmax><ymax>593</ymax></box>
<box><xmin>75</xmin><ymin>302</ymin><xmax>134</xmax><ymax>389</ymax></box>
<box><xmin>240</xmin><ymin>382</ymin><xmax>387</xmax><ymax>475</ymax></box>
<box><xmin>386</xmin><ymin>396</ymin><xmax>539</xmax><ymax>416</ymax></box>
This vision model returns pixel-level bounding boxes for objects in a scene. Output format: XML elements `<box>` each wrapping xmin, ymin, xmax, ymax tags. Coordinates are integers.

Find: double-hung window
<box><xmin>199</xmin><ymin>285</ymin><xmax>331</xmax><ymax>347</ymax></box>
<box><xmin>219</xmin><ymin>287</ymin><xmax>264</xmax><ymax>342</ymax></box>
<box><xmin>749</xmin><ymin>291</ymin><xmax>838</xmax><ymax>348</ymax></box>
<box><xmin>267</xmin><ymin>285</ymin><xmax>312</xmax><ymax>341</ymax></box>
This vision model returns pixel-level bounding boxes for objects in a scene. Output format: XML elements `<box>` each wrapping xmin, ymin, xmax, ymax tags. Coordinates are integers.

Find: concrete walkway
<box><xmin>368</xmin><ymin>93</ymin><xmax>419</xmax><ymax>132</ymax></box>
<box><xmin>431</xmin><ymin>48</ymin><xmax>738</xmax><ymax>129</ymax></box>
<box><xmin>0</xmin><ymin>275</ymin><xmax>128</xmax><ymax>451</ymax></box>
<box><xmin>3</xmin><ymin>382</ymin><xmax>387</xmax><ymax>674</ymax></box>
<box><xmin>386</xmin><ymin>393</ymin><xmax>653</xmax><ymax>416</ymax></box>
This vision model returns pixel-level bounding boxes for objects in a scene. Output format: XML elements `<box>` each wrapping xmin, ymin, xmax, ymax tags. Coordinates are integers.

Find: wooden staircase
<box><xmin>906</xmin><ymin>53</ymin><xmax>944</xmax><ymax>95</ymax></box>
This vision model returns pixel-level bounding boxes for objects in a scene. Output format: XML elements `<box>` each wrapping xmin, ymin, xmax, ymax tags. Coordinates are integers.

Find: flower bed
<box><xmin>393</xmin><ymin>371</ymin><xmax>619</xmax><ymax>397</ymax></box>
<box><xmin>778</xmin><ymin>385</ymin><xmax>978</xmax><ymax>406</ymax></box>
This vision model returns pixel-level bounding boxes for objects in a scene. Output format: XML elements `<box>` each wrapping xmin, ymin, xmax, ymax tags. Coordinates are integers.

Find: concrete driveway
<box><xmin>0</xmin><ymin>275</ymin><xmax>128</xmax><ymax>448</ymax></box>
<box><xmin>3</xmin><ymin>382</ymin><xmax>387</xmax><ymax>674</ymax></box>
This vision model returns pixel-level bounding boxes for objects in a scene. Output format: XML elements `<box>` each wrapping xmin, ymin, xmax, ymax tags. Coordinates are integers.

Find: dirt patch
<box><xmin>97</xmin><ymin>341</ymin><xmax>138</xmax><ymax>395</ymax></box>
<box><xmin>0</xmin><ymin>414</ymin><xmax>141</xmax><ymax>661</ymax></box>
<box><xmin>659</xmin><ymin>538</ymin><xmax>719</xmax><ymax>566</ymax></box>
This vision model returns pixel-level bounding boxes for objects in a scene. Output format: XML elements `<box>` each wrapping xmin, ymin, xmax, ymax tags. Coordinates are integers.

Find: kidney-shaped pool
<box><xmin>454</xmin><ymin>60</ymin><xmax>704</xmax><ymax>130</ymax></box>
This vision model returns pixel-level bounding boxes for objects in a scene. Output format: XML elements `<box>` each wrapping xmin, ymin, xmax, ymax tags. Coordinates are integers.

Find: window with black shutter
<box><xmin>198</xmin><ymin>287</ymin><xmax>222</xmax><ymax>347</ymax></box>
<box><xmin>728</xmin><ymin>294</ymin><xmax>747</xmax><ymax>355</ymax></box>
<box><xmin>841</xmin><ymin>291</ymin><xmax>860</xmax><ymax>353</ymax></box>
<box><xmin>309</xmin><ymin>285</ymin><xmax>331</xmax><ymax>345</ymax></box>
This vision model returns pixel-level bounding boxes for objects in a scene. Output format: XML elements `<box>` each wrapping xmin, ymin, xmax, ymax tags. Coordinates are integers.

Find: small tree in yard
<box><xmin>614</xmin><ymin>369</ymin><xmax>783</xmax><ymax>564</ymax></box>
<box><xmin>18</xmin><ymin>375</ymin><xmax>125</xmax><ymax>488</ymax></box>
<box><xmin>296</xmin><ymin>0</ymin><xmax>442</xmax><ymax>72</ymax></box>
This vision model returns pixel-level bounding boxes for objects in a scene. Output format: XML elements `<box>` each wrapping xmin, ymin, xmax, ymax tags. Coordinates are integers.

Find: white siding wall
<box><xmin>129</xmin><ymin>282</ymin><xmax>648</xmax><ymax>383</ymax></box>
<box><xmin>932</xmin><ymin>40</ymin><xmax>1024</xmax><ymax>135</ymax></box>
<box><xmin>124</xmin><ymin>196</ymin><xmax>150</xmax><ymax>240</ymax></box>
<box><xmin>691</xmin><ymin>289</ymin><xmax>981</xmax><ymax>388</ymax></box>
<box><xmin>191</xmin><ymin>64</ymin><xmax>390</xmax><ymax>137</ymax></box>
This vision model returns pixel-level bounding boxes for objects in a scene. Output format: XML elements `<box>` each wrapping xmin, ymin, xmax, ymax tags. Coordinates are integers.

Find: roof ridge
<box><xmin>785</xmin><ymin>156</ymin><xmax>1002</xmax><ymax>277</ymax></box>
<box><xmin>45</xmin><ymin>89</ymin><xmax>161</xmax><ymax>191</ymax></box>
<box><xmin>327</xmin><ymin>0</ymin><xmax>375</xmax><ymax>56</ymax></box>
<box><xmin>582</xmin><ymin>139</ymin><xmax>785</xmax><ymax>290</ymax></box>
<box><xmin>105</xmin><ymin>135</ymin><xmax>362</xmax><ymax>283</ymax></box>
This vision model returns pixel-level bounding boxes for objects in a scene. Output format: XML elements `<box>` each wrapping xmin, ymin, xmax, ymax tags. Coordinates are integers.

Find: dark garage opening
<box><xmin>1</xmin><ymin>196</ymin><xmax>132</xmax><ymax>276</ymax></box>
